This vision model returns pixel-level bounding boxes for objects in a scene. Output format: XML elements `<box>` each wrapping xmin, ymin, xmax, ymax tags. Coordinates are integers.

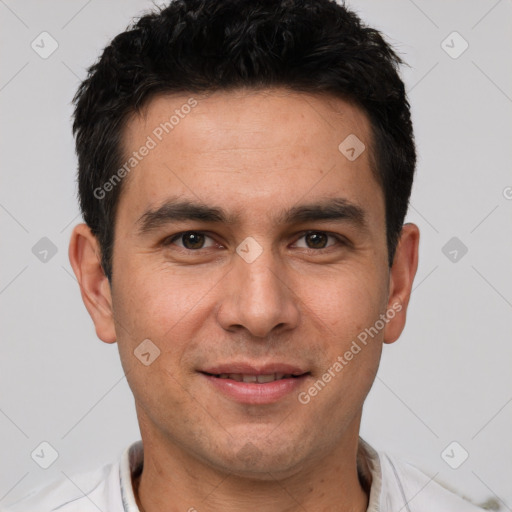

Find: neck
<box><xmin>133</xmin><ymin>423</ymin><xmax>371</xmax><ymax>512</ymax></box>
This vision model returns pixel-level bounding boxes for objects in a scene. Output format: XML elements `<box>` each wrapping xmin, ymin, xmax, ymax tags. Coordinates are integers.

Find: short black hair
<box><xmin>73</xmin><ymin>0</ymin><xmax>416</xmax><ymax>281</ymax></box>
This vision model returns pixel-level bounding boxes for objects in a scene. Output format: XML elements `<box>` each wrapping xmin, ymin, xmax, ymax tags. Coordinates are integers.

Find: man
<box><xmin>6</xmin><ymin>0</ymin><xmax>485</xmax><ymax>510</ymax></box>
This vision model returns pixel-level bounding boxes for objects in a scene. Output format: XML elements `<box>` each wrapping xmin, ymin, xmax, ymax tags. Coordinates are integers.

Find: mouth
<box><xmin>202</xmin><ymin>372</ymin><xmax>307</xmax><ymax>383</ymax></box>
<box><xmin>199</xmin><ymin>364</ymin><xmax>311</xmax><ymax>404</ymax></box>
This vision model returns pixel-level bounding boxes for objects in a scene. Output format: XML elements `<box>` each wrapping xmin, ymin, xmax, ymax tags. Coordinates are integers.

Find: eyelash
<box><xmin>162</xmin><ymin>230</ymin><xmax>348</xmax><ymax>253</ymax></box>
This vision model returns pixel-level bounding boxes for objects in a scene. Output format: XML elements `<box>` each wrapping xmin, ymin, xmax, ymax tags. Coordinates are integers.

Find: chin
<box><xmin>206</xmin><ymin>437</ymin><xmax>309</xmax><ymax>480</ymax></box>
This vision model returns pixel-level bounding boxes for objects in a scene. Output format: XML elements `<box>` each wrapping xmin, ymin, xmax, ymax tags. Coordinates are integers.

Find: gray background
<box><xmin>1</xmin><ymin>0</ymin><xmax>511</xmax><ymax>508</ymax></box>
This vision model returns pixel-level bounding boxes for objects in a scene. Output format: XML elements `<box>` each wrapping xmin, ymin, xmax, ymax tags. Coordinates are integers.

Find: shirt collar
<box><xmin>120</xmin><ymin>440</ymin><xmax>143</xmax><ymax>512</ymax></box>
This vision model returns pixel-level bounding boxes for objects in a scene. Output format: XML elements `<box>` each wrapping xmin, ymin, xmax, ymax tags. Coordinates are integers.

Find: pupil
<box><xmin>306</xmin><ymin>232</ymin><xmax>327</xmax><ymax>249</ymax></box>
<box><xmin>183</xmin><ymin>232</ymin><xmax>204</xmax><ymax>249</ymax></box>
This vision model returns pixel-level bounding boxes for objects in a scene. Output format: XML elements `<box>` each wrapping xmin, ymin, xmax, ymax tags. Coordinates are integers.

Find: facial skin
<box><xmin>69</xmin><ymin>89</ymin><xmax>419</xmax><ymax>512</ymax></box>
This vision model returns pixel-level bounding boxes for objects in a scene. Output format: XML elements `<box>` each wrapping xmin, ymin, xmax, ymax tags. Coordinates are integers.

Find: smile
<box><xmin>200</xmin><ymin>367</ymin><xmax>311</xmax><ymax>405</ymax></box>
<box><xmin>205</xmin><ymin>372</ymin><xmax>304</xmax><ymax>383</ymax></box>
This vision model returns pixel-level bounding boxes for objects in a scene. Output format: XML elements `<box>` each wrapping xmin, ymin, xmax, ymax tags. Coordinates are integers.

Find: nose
<box><xmin>216</xmin><ymin>244</ymin><xmax>300</xmax><ymax>339</ymax></box>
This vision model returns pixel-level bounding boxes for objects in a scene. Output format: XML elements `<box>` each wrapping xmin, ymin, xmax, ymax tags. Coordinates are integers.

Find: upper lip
<box><xmin>200</xmin><ymin>362</ymin><xmax>309</xmax><ymax>376</ymax></box>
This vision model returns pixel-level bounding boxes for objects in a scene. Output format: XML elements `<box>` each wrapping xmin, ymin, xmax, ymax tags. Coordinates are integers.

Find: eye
<box><xmin>163</xmin><ymin>231</ymin><xmax>217</xmax><ymax>250</ymax></box>
<box><xmin>293</xmin><ymin>231</ymin><xmax>344</xmax><ymax>250</ymax></box>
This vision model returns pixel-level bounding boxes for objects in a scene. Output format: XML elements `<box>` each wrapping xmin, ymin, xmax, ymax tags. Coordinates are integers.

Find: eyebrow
<box><xmin>136</xmin><ymin>196</ymin><xmax>368</xmax><ymax>235</ymax></box>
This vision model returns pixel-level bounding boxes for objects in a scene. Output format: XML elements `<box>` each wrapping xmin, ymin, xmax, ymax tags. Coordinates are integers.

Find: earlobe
<box><xmin>383</xmin><ymin>223</ymin><xmax>420</xmax><ymax>345</ymax></box>
<box><xmin>68</xmin><ymin>223</ymin><xmax>117</xmax><ymax>344</ymax></box>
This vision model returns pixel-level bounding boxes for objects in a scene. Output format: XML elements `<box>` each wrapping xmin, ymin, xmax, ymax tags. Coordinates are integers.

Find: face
<box><xmin>95</xmin><ymin>89</ymin><xmax>407</xmax><ymax>478</ymax></box>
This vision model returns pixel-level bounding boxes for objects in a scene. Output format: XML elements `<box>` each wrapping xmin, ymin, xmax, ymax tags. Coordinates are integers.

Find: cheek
<box><xmin>297</xmin><ymin>273</ymin><xmax>385</xmax><ymax>424</ymax></box>
<box><xmin>114</xmin><ymin>258</ymin><xmax>211</xmax><ymax>333</ymax></box>
<box><xmin>112</xmin><ymin>267</ymin><xmax>206</xmax><ymax>423</ymax></box>
<box><xmin>112</xmin><ymin>261</ymin><xmax>222</xmax><ymax>382</ymax></box>
<box><xmin>298</xmin><ymin>262</ymin><xmax>388</xmax><ymax>339</ymax></box>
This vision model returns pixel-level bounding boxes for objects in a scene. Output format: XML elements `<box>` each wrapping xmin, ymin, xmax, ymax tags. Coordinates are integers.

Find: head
<box><xmin>73</xmin><ymin>0</ymin><xmax>416</xmax><ymax>281</ymax></box>
<box><xmin>70</xmin><ymin>0</ymin><xmax>419</xmax><ymax>479</ymax></box>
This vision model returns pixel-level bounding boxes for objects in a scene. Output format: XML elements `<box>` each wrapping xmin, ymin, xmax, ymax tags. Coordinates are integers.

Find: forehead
<box><xmin>117</xmin><ymin>88</ymin><xmax>382</xmax><ymax>228</ymax></box>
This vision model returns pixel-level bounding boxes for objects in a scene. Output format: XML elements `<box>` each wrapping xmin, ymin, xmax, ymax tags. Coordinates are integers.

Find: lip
<box><xmin>201</xmin><ymin>362</ymin><xmax>307</xmax><ymax>375</ymax></box>
<box><xmin>199</xmin><ymin>362</ymin><xmax>310</xmax><ymax>405</ymax></box>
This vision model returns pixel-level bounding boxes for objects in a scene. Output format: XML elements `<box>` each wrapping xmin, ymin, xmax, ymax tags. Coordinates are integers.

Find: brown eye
<box><xmin>165</xmin><ymin>231</ymin><xmax>215</xmax><ymax>250</ymax></box>
<box><xmin>305</xmin><ymin>232</ymin><xmax>328</xmax><ymax>249</ymax></box>
<box><xmin>294</xmin><ymin>231</ymin><xmax>342</xmax><ymax>250</ymax></box>
<box><xmin>181</xmin><ymin>232</ymin><xmax>205</xmax><ymax>249</ymax></box>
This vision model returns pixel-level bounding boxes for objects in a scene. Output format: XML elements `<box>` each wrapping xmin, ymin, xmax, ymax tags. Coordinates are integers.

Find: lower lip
<box><xmin>201</xmin><ymin>373</ymin><xmax>309</xmax><ymax>405</ymax></box>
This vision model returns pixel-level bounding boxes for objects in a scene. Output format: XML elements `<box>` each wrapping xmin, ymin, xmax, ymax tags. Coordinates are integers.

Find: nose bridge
<box><xmin>217</xmin><ymin>238</ymin><xmax>299</xmax><ymax>338</ymax></box>
<box><xmin>242</xmin><ymin>248</ymin><xmax>282</xmax><ymax>303</ymax></box>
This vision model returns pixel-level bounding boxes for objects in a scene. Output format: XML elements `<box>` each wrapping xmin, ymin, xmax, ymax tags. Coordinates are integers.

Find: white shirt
<box><xmin>5</xmin><ymin>438</ymin><xmax>484</xmax><ymax>511</ymax></box>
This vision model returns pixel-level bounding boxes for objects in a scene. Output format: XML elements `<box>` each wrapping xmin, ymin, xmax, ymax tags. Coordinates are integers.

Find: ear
<box><xmin>383</xmin><ymin>223</ymin><xmax>420</xmax><ymax>345</ymax></box>
<box><xmin>68</xmin><ymin>223</ymin><xmax>117</xmax><ymax>344</ymax></box>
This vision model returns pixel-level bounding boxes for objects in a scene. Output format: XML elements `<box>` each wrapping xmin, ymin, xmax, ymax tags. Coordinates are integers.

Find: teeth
<box><xmin>256</xmin><ymin>374</ymin><xmax>276</xmax><ymax>383</ymax></box>
<box><xmin>212</xmin><ymin>373</ymin><xmax>304</xmax><ymax>384</ymax></box>
<box><xmin>213</xmin><ymin>373</ymin><xmax>299</xmax><ymax>383</ymax></box>
<box><xmin>242</xmin><ymin>374</ymin><xmax>258</xmax><ymax>383</ymax></box>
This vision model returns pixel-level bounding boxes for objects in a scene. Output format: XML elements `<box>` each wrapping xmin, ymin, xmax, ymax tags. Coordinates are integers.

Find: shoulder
<box><xmin>377</xmin><ymin>450</ymin><xmax>486</xmax><ymax>511</ymax></box>
<box><xmin>4</xmin><ymin>461</ymin><xmax>123</xmax><ymax>512</ymax></box>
